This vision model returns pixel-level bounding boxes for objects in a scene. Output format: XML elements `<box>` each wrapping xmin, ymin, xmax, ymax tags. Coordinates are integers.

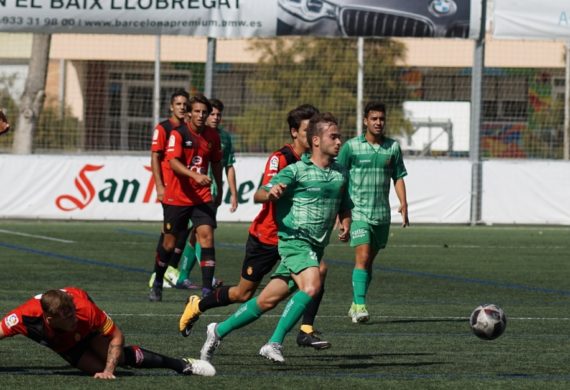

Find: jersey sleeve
<box><xmin>260</xmin><ymin>151</ymin><xmax>284</xmax><ymax>187</ymax></box>
<box><xmin>165</xmin><ymin>130</ymin><xmax>183</xmax><ymax>162</ymax></box>
<box><xmin>80</xmin><ymin>293</ymin><xmax>116</xmax><ymax>336</ymax></box>
<box><xmin>224</xmin><ymin>132</ymin><xmax>236</xmax><ymax>167</ymax></box>
<box><xmin>151</xmin><ymin>125</ymin><xmax>167</xmax><ymax>153</ymax></box>
<box><xmin>210</xmin><ymin>130</ymin><xmax>223</xmax><ymax>163</ymax></box>
<box><xmin>336</xmin><ymin>142</ymin><xmax>352</xmax><ymax>169</ymax></box>
<box><xmin>392</xmin><ymin>142</ymin><xmax>408</xmax><ymax>180</ymax></box>
<box><xmin>1</xmin><ymin>306</ymin><xmax>29</xmax><ymax>337</ymax></box>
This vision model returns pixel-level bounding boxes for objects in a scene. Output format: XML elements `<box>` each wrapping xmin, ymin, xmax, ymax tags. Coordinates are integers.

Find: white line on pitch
<box><xmin>0</xmin><ymin>229</ymin><xmax>74</xmax><ymax>244</ymax></box>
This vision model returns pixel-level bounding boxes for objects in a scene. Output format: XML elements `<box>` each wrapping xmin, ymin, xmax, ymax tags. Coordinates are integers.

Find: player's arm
<box><xmin>394</xmin><ymin>178</ymin><xmax>409</xmax><ymax>227</ymax></box>
<box><xmin>211</xmin><ymin>160</ymin><xmax>223</xmax><ymax>207</ymax></box>
<box><xmin>254</xmin><ymin>165</ymin><xmax>295</xmax><ymax>203</ymax></box>
<box><xmin>94</xmin><ymin>324</ymin><xmax>125</xmax><ymax>380</ymax></box>
<box><xmin>151</xmin><ymin>151</ymin><xmax>165</xmax><ymax>202</ymax></box>
<box><xmin>225</xmin><ymin>165</ymin><xmax>238</xmax><ymax>212</ymax></box>
<box><xmin>0</xmin><ymin>325</ymin><xmax>5</xmax><ymax>339</ymax></box>
<box><xmin>167</xmin><ymin>131</ymin><xmax>211</xmax><ymax>186</ymax></box>
<box><xmin>337</xmin><ymin>209</ymin><xmax>352</xmax><ymax>242</ymax></box>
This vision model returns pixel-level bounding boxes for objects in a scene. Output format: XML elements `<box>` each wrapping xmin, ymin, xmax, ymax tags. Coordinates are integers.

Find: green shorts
<box><xmin>272</xmin><ymin>239</ymin><xmax>323</xmax><ymax>280</ymax></box>
<box><xmin>349</xmin><ymin>221</ymin><xmax>390</xmax><ymax>252</ymax></box>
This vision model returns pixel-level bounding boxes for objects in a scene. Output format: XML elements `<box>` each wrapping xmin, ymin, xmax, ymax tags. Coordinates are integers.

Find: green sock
<box><xmin>177</xmin><ymin>242</ymin><xmax>197</xmax><ymax>283</ymax></box>
<box><xmin>217</xmin><ymin>297</ymin><xmax>263</xmax><ymax>338</ymax></box>
<box><xmin>365</xmin><ymin>271</ymin><xmax>373</xmax><ymax>296</ymax></box>
<box><xmin>269</xmin><ymin>291</ymin><xmax>312</xmax><ymax>344</ymax></box>
<box><xmin>352</xmin><ymin>268</ymin><xmax>369</xmax><ymax>305</ymax></box>
<box><xmin>195</xmin><ymin>242</ymin><xmax>202</xmax><ymax>270</ymax></box>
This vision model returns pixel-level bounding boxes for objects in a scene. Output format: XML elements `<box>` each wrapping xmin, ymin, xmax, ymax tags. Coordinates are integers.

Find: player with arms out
<box><xmin>336</xmin><ymin>101</ymin><xmax>409</xmax><ymax>324</ymax></box>
<box><xmin>180</xmin><ymin>104</ymin><xmax>333</xmax><ymax>349</ymax></box>
<box><xmin>0</xmin><ymin>287</ymin><xmax>215</xmax><ymax>378</ymax></box>
<box><xmin>199</xmin><ymin>112</ymin><xmax>352</xmax><ymax>364</ymax></box>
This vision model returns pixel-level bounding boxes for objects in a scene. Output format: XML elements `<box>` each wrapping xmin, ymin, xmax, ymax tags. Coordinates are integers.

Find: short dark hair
<box><xmin>307</xmin><ymin>112</ymin><xmax>338</xmax><ymax>148</ymax></box>
<box><xmin>364</xmin><ymin>101</ymin><xmax>386</xmax><ymax>117</ymax></box>
<box><xmin>170</xmin><ymin>89</ymin><xmax>189</xmax><ymax>104</ymax></box>
<box><xmin>287</xmin><ymin>104</ymin><xmax>320</xmax><ymax>137</ymax></box>
<box><xmin>41</xmin><ymin>289</ymin><xmax>75</xmax><ymax>317</ymax></box>
<box><xmin>188</xmin><ymin>94</ymin><xmax>212</xmax><ymax>114</ymax></box>
<box><xmin>209</xmin><ymin>98</ymin><xmax>224</xmax><ymax>112</ymax></box>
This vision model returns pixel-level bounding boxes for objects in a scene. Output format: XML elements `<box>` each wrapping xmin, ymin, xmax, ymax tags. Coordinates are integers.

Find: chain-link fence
<box><xmin>0</xmin><ymin>32</ymin><xmax>567</xmax><ymax>159</ymax></box>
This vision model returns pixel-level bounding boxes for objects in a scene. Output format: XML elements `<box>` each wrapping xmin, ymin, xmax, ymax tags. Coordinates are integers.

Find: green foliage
<box><xmin>33</xmin><ymin>99</ymin><xmax>81</xmax><ymax>151</ymax></box>
<box><xmin>233</xmin><ymin>38</ymin><xmax>411</xmax><ymax>152</ymax></box>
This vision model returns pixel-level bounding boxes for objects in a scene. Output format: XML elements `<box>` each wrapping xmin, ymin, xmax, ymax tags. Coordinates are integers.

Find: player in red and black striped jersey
<box><xmin>180</xmin><ymin>104</ymin><xmax>332</xmax><ymax>350</ymax></box>
<box><xmin>149</xmin><ymin>94</ymin><xmax>223</xmax><ymax>302</ymax></box>
<box><xmin>0</xmin><ymin>287</ymin><xmax>215</xmax><ymax>378</ymax></box>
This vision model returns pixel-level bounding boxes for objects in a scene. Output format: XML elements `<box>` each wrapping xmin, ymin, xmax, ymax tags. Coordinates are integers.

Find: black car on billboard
<box><xmin>277</xmin><ymin>0</ymin><xmax>471</xmax><ymax>38</ymax></box>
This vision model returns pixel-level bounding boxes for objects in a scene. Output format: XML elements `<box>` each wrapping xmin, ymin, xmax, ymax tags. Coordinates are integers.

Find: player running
<box><xmin>198</xmin><ymin>112</ymin><xmax>352</xmax><ymax>364</ymax></box>
<box><xmin>179</xmin><ymin>104</ymin><xmax>332</xmax><ymax>349</ymax></box>
<box><xmin>0</xmin><ymin>287</ymin><xmax>215</xmax><ymax>378</ymax></box>
<box><xmin>336</xmin><ymin>101</ymin><xmax>409</xmax><ymax>323</ymax></box>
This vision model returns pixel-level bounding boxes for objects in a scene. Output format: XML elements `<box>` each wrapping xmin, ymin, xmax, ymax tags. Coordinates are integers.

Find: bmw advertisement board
<box><xmin>0</xmin><ymin>0</ymin><xmax>481</xmax><ymax>39</ymax></box>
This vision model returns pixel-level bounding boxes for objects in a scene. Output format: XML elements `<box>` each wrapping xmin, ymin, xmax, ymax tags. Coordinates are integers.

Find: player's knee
<box><xmin>301</xmin><ymin>281</ymin><xmax>322</xmax><ymax>298</ymax></box>
<box><xmin>232</xmin><ymin>284</ymin><xmax>256</xmax><ymax>302</ymax></box>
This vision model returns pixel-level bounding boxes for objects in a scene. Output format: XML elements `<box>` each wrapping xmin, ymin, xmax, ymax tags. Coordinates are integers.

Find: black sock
<box><xmin>123</xmin><ymin>345</ymin><xmax>185</xmax><ymax>373</ymax></box>
<box><xmin>199</xmin><ymin>285</ymin><xmax>232</xmax><ymax>312</ymax></box>
<box><xmin>170</xmin><ymin>229</ymin><xmax>191</xmax><ymax>269</ymax></box>
<box><xmin>302</xmin><ymin>285</ymin><xmax>324</xmax><ymax>327</ymax></box>
<box><xmin>200</xmin><ymin>247</ymin><xmax>216</xmax><ymax>289</ymax></box>
<box><xmin>153</xmin><ymin>245</ymin><xmax>172</xmax><ymax>287</ymax></box>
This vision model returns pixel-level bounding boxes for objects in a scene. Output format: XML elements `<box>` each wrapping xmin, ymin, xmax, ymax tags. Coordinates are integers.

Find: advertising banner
<box><xmin>0</xmin><ymin>0</ymin><xmax>481</xmax><ymax>38</ymax></box>
<box><xmin>0</xmin><ymin>155</ymin><xmax>472</xmax><ymax>223</ymax></box>
<box><xmin>494</xmin><ymin>0</ymin><xmax>570</xmax><ymax>39</ymax></box>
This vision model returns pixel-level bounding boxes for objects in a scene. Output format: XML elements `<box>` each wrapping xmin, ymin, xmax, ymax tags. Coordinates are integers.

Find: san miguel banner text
<box><xmin>0</xmin><ymin>0</ymin><xmax>481</xmax><ymax>38</ymax></box>
<box><xmin>494</xmin><ymin>0</ymin><xmax>570</xmax><ymax>39</ymax></box>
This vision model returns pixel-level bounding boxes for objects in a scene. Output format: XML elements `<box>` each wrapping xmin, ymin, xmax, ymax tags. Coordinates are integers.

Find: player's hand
<box><xmin>192</xmin><ymin>173</ymin><xmax>212</xmax><ymax>187</ymax></box>
<box><xmin>267</xmin><ymin>183</ymin><xmax>287</xmax><ymax>201</ymax></box>
<box><xmin>94</xmin><ymin>371</ymin><xmax>116</xmax><ymax>380</ymax></box>
<box><xmin>338</xmin><ymin>226</ymin><xmax>350</xmax><ymax>242</ymax></box>
<box><xmin>398</xmin><ymin>203</ymin><xmax>409</xmax><ymax>227</ymax></box>
<box><xmin>229</xmin><ymin>193</ymin><xmax>238</xmax><ymax>213</ymax></box>
<box><xmin>156</xmin><ymin>186</ymin><xmax>164</xmax><ymax>202</ymax></box>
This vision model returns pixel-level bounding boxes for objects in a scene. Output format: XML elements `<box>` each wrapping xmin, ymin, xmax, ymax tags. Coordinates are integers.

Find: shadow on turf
<box><xmin>0</xmin><ymin>366</ymin><xmax>137</xmax><ymax>377</ymax></box>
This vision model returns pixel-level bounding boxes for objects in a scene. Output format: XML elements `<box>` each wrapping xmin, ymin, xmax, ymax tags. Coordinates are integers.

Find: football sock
<box><xmin>194</xmin><ymin>242</ymin><xmax>202</xmax><ymax>272</ymax></box>
<box><xmin>269</xmin><ymin>291</ymin><xmax>312</xmax><ymax>344</ymax></box>
<box><xmin>123</xmin><ymin>345</ymin><xmax>185</xmax><ymax>373</ymax></box>
<box><xmin>365</xmin><ymin>271</ymin><xmax>373</xmax><ymax>297</ymax></box>
<box><xmin>199</xmin><ymin>285</ymin><xmax>232</xmax><ymax>312</ymax></box>
<box><xmin>200</xmin><ymin>247</ymin><xmax>216</xmax><ymax>289</ymax></box>
<box><xmin>217</xmin><ymin>297</ymin><xmax>263</xmax><ymax>338</ymax></box>
<box><xmin>352</xmin><ymin>268</ymin><xmax>368</xmax><ymax>305</ymax></box>
<box><xmin>177</xmin><ymin>242</ymin><xmax>197</xmax><ymax>283</ymax></box>
<box><xmin>153</xmin><ymin>245</ymin><xmax>171</xmax><ymax>287</ymax></box>
<box><xmin>301</xmin><ymin>285</ymin><xmax>324</xmax><ymax>327</ymax></box>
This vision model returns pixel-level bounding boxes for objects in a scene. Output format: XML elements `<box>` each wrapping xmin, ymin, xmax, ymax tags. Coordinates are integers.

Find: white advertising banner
<box><xmin>0</xmin><ymin>0</ymin><xmax>481</xmax><ymax>38</ymax></box>
<box><xmin>0</xmin><ymin>155</ymin><xmax>472</xmax><ymax>223</ymax></box>
<box><xmin>482</xmin><ymin>160</ymin><xmax>570</xmax><ymax>225</ymax></box>
<box><xmin>494</xmin><ymin>0</ymin><xmax>570</xmax><ymax>39</ymax></box>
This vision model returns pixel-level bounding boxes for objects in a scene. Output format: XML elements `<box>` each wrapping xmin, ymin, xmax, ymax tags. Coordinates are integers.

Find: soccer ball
<box><xmin>469</xmin><ymin>304</ymin><xmax>507</xmax><ymax>340</ymax></box>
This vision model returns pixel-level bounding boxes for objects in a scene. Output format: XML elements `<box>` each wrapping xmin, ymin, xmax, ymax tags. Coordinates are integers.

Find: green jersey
<box><xmin>264</xmin><ymin>154</ymin><xmax>352</xmax><ymax>248</ymax></box>
<box><xmin>337</xmin><ymin>134</ymin><xmax>407</xmax><ymax>225</ymax></box>
<box><xmin>209</xmin><ymin>126</ymin><xmax>236</xmax><ymax>198</ymax></box>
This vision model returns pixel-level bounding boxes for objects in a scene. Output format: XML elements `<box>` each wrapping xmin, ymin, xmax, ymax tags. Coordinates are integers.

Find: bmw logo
<box><xmin>429</xmin><ymin>0</ymin><xmax>457</xmax><ymax>17</ymax></box>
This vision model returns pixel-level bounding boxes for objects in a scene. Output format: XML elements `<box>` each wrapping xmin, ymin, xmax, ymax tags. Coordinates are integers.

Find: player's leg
<box><xmin>260</xmin><ymin>241</ymin><xmax>322</xmax><ymax>362</ymax></box>
<box><xmin>200</xmin><ymin>277</ymin><xmax>290</xmax><ymax>362</ymax></box>
<box><xmin>150</xmin><ymin>205</ymin><xmax>190</xmax><ymax>302</ymax></box>
<box><xmin>191</xmin><ymin>202</ymin><xmax>217</xmax><ymax>297</ymax></box>
<box><xmin>297</xmin><ymin>259</ymin><xmax>331</xmax><ymax>349</ymax></box>
<box><xmin>179</xmin><ymin>234</ymin><xmax>280</xmax><ymax>336</ymax></box>
<box><xmin>77</xmin><ymin>334</ymin><xmax>214</xmax><ymax>376</ymax></box>
<box><xmin>177</xmin><ymin>226</ymin><xmax>199</xmax><ymax>287</ymax></box>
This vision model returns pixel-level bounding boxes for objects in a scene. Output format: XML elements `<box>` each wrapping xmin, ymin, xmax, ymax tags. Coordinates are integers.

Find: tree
<box><xmin>12</xmin><ymin>33</ymin><xmax>51</xmax><ymax>154</ymax></box>
<box><xmin>232</xmin><ymin>37</ymin><xmax>411</xmax><ymax>152</ymax></box>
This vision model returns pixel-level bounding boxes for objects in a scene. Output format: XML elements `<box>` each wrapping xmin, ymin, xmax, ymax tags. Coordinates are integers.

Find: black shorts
<box><xmin>58</xmin><ymin>332</ymin><xmax>98</xmax><ymax>367</ymax></box>
<box><xmin>163</xmin><ymin>202</ymin><xmax>217</xmax><ymax>234</ymax></box>
<box><xmin>241</xmin><ymin>234</ymin><xmax>280</xmax><ymax>282</ymax></box>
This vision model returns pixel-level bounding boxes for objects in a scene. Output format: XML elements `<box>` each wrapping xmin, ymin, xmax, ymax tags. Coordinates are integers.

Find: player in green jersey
<box><xmin>199</xmin><ymin>112</ymin><xmax>352</xmax><ymax>364</ymax></box>
<box><xmin>336</xmin><ymin>101</ymin><xmax>409</xmax><ymax>324</ymax></box>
